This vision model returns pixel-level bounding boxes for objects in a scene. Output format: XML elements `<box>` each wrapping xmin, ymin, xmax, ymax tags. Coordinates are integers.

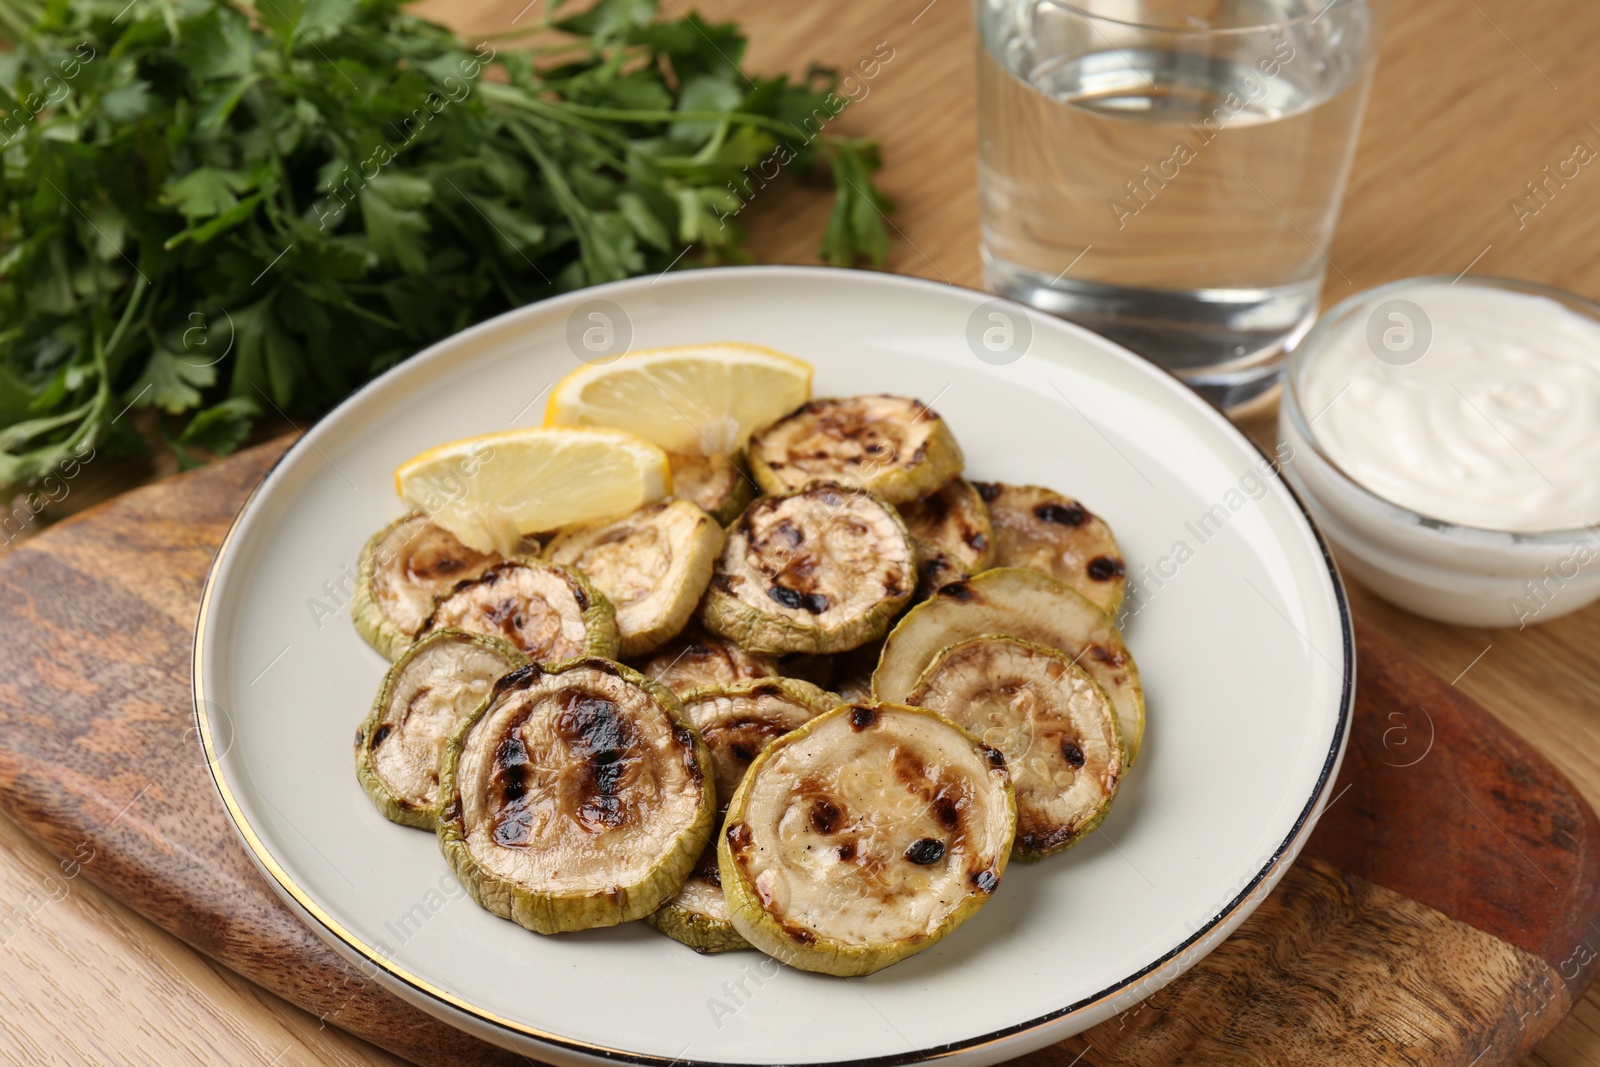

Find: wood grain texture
<box><xmin>0</xmin><ymin>439</ymin><xmax>519</xmax><ymax>1067</ymax></box>
<box><xmin>1046</xmin><ymin>858</ymin><xmax>1567</xmax><ymax>1067</ymax></box>
<box><xmin>1306</xmin><ymin>630</ymin><xmax>1600</xmax><ymax>988</ymax></box>
<box><xmin>0</xmin><ymin>809</ymin><xmax>398</xmax><ymax>1067</ymax></box>
<box><xmin>0</xmin><ymin>433</ymin><xmax>1597</xmax><ymax>1067</ymax></box>
<box><xmin>4</xmin><ymin>0</ymin><xmax>1600</xmax><ymax>1061</ymax></box>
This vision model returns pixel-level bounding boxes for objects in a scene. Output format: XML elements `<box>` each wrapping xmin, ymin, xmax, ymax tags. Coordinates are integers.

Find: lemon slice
<box><xmin>395</xmin><ymin>427</ymin><xmax>670</xmax><ymax>554</ymax></box>
<box><xmin>545</xmin><ymin>343</ymin><xmax>813</xmax><ymax>455</ymax></box>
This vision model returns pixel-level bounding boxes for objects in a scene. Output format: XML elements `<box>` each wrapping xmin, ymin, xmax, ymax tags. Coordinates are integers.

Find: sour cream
<box><xmin>1299</xmin><ymin>281</ymin><xmax>1600</xmax><ymax>532</ymax></box>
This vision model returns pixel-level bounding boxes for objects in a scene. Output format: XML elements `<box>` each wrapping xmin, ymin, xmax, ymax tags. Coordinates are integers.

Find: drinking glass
<box><xmin>974</xmin><ymin>0</ymin><xmax>1387</xmax><ymax>408</ymax></box>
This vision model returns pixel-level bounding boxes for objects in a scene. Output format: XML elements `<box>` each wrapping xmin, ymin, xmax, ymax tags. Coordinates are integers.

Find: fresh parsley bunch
<box><xmin>0</xmin><ymin>0</ymin><xmax>891</xmax><ymax>487</ymax></box>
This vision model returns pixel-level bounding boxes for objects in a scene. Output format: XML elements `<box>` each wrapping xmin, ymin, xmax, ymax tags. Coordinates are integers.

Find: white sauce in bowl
<box><xmin>1300</xmin><ymin>281</ymin><xmax>1600</xmax><ymax>532</ymax></box>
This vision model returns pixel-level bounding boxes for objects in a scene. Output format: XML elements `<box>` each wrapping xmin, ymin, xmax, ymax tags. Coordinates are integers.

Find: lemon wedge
<box><xmin>395</xmin><ymin>427</ymin><xmax>670</xmax><ymax>554</ymax></box>
<box><xmin>544</xmin><ymin>343</ymin><xmax>813</xmax><ymax>455</ymax></box>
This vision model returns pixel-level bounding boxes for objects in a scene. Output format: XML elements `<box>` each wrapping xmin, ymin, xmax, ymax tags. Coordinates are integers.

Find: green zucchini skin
<box><xmin>899</xmin><ymin>478</ymin><xmax>996</xmax><ymax>598</ymax></box>
<box><xmin>644</xmin><ymin>859</ymin><xmax>752</xmax><ymax>954</ymax></box>
<box><xmin>906</xmin><ymin>635</ymin><xmax>1125</xmax><ymax>860</ymax></box>
<box><xmin>874</xmin><ymin>567</ymin><xmax>1146</xmax><ymax>764</ymax></box>
<box><xmin>351</xmin><ymin>512</ymin><xmax>502</xmax><ymax>660</ymax></box>
<box><xmin>421</xmin><ymin>558</ymin><xmax>620</xmax><ymax>664</ymax></box>
<box><xmin>544</xmin><ymin>500</ymin><xmax>725</xmax><ymax>658</ymax></box>
<box><xmin>699</xmin><ymin>485</ymin><xmax>915</xmax><ymax>656</ymax></box>
<box><xmin>436</xmin><ymin>657</ymin><xmax>715</xmax><ymax>935</ymax></box>
<box><xmin>668</xmin><ymin>449</ymin><xmax>756</xmax><ymax>527</ymax></box>
<box><xmin>747</xmin><ymin>395</ymin><xmax>965</xmax><ymax>505</ymax></box>
<box><xmin>719</xmin><ymin>702</ymin><xmax>1016</xmax><ymax>977</ymax></box>
<box><xmin>647</xmin><ymin>676</ymin><xmax>841</xmax><ymax>954</ymax></box>
<box><xmin>354</xmin><ymin>629</ymin><xmax>528</xmax><ymax>830</ymax></box>
<box><xmin>974</xmin><ymin>482</ymin><xmax>1127</xmax><ymax>615</ymax></box>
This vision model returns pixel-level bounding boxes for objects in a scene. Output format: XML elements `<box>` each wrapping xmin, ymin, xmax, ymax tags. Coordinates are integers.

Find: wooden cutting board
<box><xmin>0</xmin><ymin>436</ymin><xmax>1595</xmax><ymax>1067</ymax></box>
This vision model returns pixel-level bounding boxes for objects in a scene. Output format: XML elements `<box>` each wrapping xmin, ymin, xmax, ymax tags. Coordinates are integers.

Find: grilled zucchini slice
<box><xmin>680</xmin><ymin>678</ymin><xmax>841</xmax><ymax>802</ymax></box>
<box><xmin>352</xmin><ymin>513</ymin><xmax>502</xmax><ymax>659</ymax></box>
<box><xmin>422</xmin><ymin>560</ymin><xmax>618</xmax><ymax>664</ymax></box>
<box><xmin>873</xmin><ymin>567</ymin><xmax>1145</xmax><ymax>764</ymax></box>
<box><xmin>648</xmin><ymin>677</ymin><xmax>839</xmax><ymax>953</ymax></box>
<box><xmin>633</xmin><ymin>623</ymin><xmax>779</xmax><ymax>697</ymax></box>
<box><xmin>906</xmin><ymin>637</ymin><xmax>1124</xmax><ymax>858</ymax></box>
<box><xmin>719</xmin><ymin>703</ymin><xmax>1016</xmax><ymax>976</ymax></box>
<box><xmin>900</xmin><ymin>479</ymin><xmax>994</xmax><ymax>579</ymax></box>
<box><xmin>436</xmin><ymin>658</ymin><xmax>715</xmax><ymax>934</ymax></box>
<box><xmin>748</xmin><ymin>396</ymin><xmax>964</xmax><ymax>504</ymax></box>
<box><xmin>354</xmin><ymin>630</ymin><xmax>528</xmax><ymax>830</ymax></box>
<box><xmin>911</xmin><ymin>538</ymin><xmax>966</xmax><ymax>601</ymax></box>
<box><xmin>544</xmin><ymin>501</ymin><xmax>724</xmax><ymax>658</ymax></box>
<box><xmin>975</xmin><ymin>483</ymin><xmax>1127</xmax><ymax>615</ymax></box>
<box><xmin>669</xmin><ymin>451</ymin><xmax>755</xmax><ymax>526</ymax></box>
<box><xmin>700</xmin><ymin>484</ymin><xmax>915</xmax><ymax>655</ymax></box>
<box><xmin>647</xmin><ymin>849</ymin><xmax>748</xmax><ymax>953</ymax></box>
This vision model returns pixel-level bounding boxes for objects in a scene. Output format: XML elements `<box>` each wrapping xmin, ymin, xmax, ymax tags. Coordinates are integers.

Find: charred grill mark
<box><xmin>1062</xmin><ymin>740</ymin><xmax>1086</xmax><ymax>768</ymax></box>
<box><xmin>670</xmin><ymin>723</ymin><xmax>706</xmax><ymax>785</ymax></box>
<box><xmin>1018</xmin><ymin>826</ymin><xmax>1077</xmax><ymax>853</ymax></box>
<box><xmin>493</xmin><ymin>663</ymin><xmax>544</xmax><ymax>699</ymax></box>
<box><xmin>1087</xmin><ymin>555</ymin><xmax>1125</xmax><ymax>582</ymax></box>
<box><xmin>734</xmin><ymin>507</ymin><xmax>759</xmax><ymax>542</ymax></box>
<box><xmin>353</xmin><ymin>728</ymin><xmax>364</xmax><ymax>747</ymax></box>
<box><xmin>768</xmin><ymin>583</ymin><xmax>829</xmax><ymax>614</ymax></box>
<box><xmin>403</xmin><ymin>525</ymin><xmax>494</xmax><ymax>584</ymax></box>
<box><xmin>441</xmin><ymin>797</ymin><xmax>462</xmax><ymax>823</ymax></box>
<box><xmin>476</xmin><ymin>564</ymin><xmax>509</xmax><ymax>587</ymax></box>
<box><xmin>370</xmin><ymin>723</ymin><xmax>393</xmax><ymax>749</ymax></box>
<box><xmin>967</xmin><ymin>530</ymin><xmax>988</xmax><ymax>553</ymax></box>
<box><xmin>904</xmin><ymin>838</ymin><xmax>946</xmax><ymax>865</ymax></box>
<box><xmin>569</xmin><ymin>579</ymin><xmax>589</xmax><ymax>612</ymax></box>
<box><xmin>937</xmin><ymin>580</ymin><xmax>973</xmax><ymax>601</ymax></box>
<box><xmin>971</xmin><ymin>868</ymin><xmax>999</xmax><ymax>893</ymax></box>
<box><xmin>810</xmin><ymin>797</ymin><xmax>843</xmax><ymax>834</ymax></box>
<box><xmin>785</xmin><ymin>923</ymin><xmax>817</xmax><ymax>945</ymax></box>
<box><xmin>555</xmin><ymin>690</ymin><xmax>637</xmax><ymax>832</ymax></box>
<box><xmin>491</xmin><ymin>731</ymin><xmax>532</xmax><ymax>846</ymax></box>
<box><xmin>974</xmin><ymin>481</ymin><xmax>1002</xmax><ymax>503</ymax></box>
<box><xmin>1035</xmin><ymin>501</ymin><xmax>1088</xmax><ymax>527</ymax></box>
<box><xmin>895</xmin><ymin>747</ymin><xmax>974</xmax><ymax>848</ymax></box>
<box><xmin>481</xmin><ymin>598</ymin><xmax>527</xmax><ymax>639</ymax></box>
<box><xmin>729</xmin><ymin>741</ymin><xmax>758</xmax><ymax>763</ymax></box>
<box><xmin>726</xmin><ymin>821</ymin><xmax>754</xmax><ymax>853</ymax></box>
<box><xmin>837</xmin><ymin>840</ymin><xmax>857</xmax><ymax>862</ymax></box>
<box><xmin>849</xmin><ymin>705</ymin><xmax>879</xmax><ymax>730</ymax></box>
<box><xmin>1088</xmin><ymin>644</ymin><xmax>1127</xmax><ymax>668</ymax></box>
<box><xmin>980</xmin><ymin>743</ymin><xmax>1007</xmax><ymax>771</ymax></box>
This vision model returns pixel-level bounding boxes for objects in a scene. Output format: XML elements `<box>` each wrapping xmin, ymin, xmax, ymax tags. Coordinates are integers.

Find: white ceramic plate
<box><xmin>195</xmin><ymin>267</ymin><xmax>1352</xmax><ymax>1067</ymax></box>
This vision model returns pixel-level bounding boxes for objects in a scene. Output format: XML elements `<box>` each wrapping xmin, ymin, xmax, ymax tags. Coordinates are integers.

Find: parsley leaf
<box><xmin>0</xmin><ymin>0</ymin><xmax>893</xmax><ymax>493</ymax></box>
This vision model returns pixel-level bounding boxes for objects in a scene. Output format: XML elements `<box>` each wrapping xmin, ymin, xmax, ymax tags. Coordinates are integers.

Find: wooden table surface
<box><xmin>5</xmin><ymin>0</ymin><xmax>1600</xmax><ymax>1064</ymax></box>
